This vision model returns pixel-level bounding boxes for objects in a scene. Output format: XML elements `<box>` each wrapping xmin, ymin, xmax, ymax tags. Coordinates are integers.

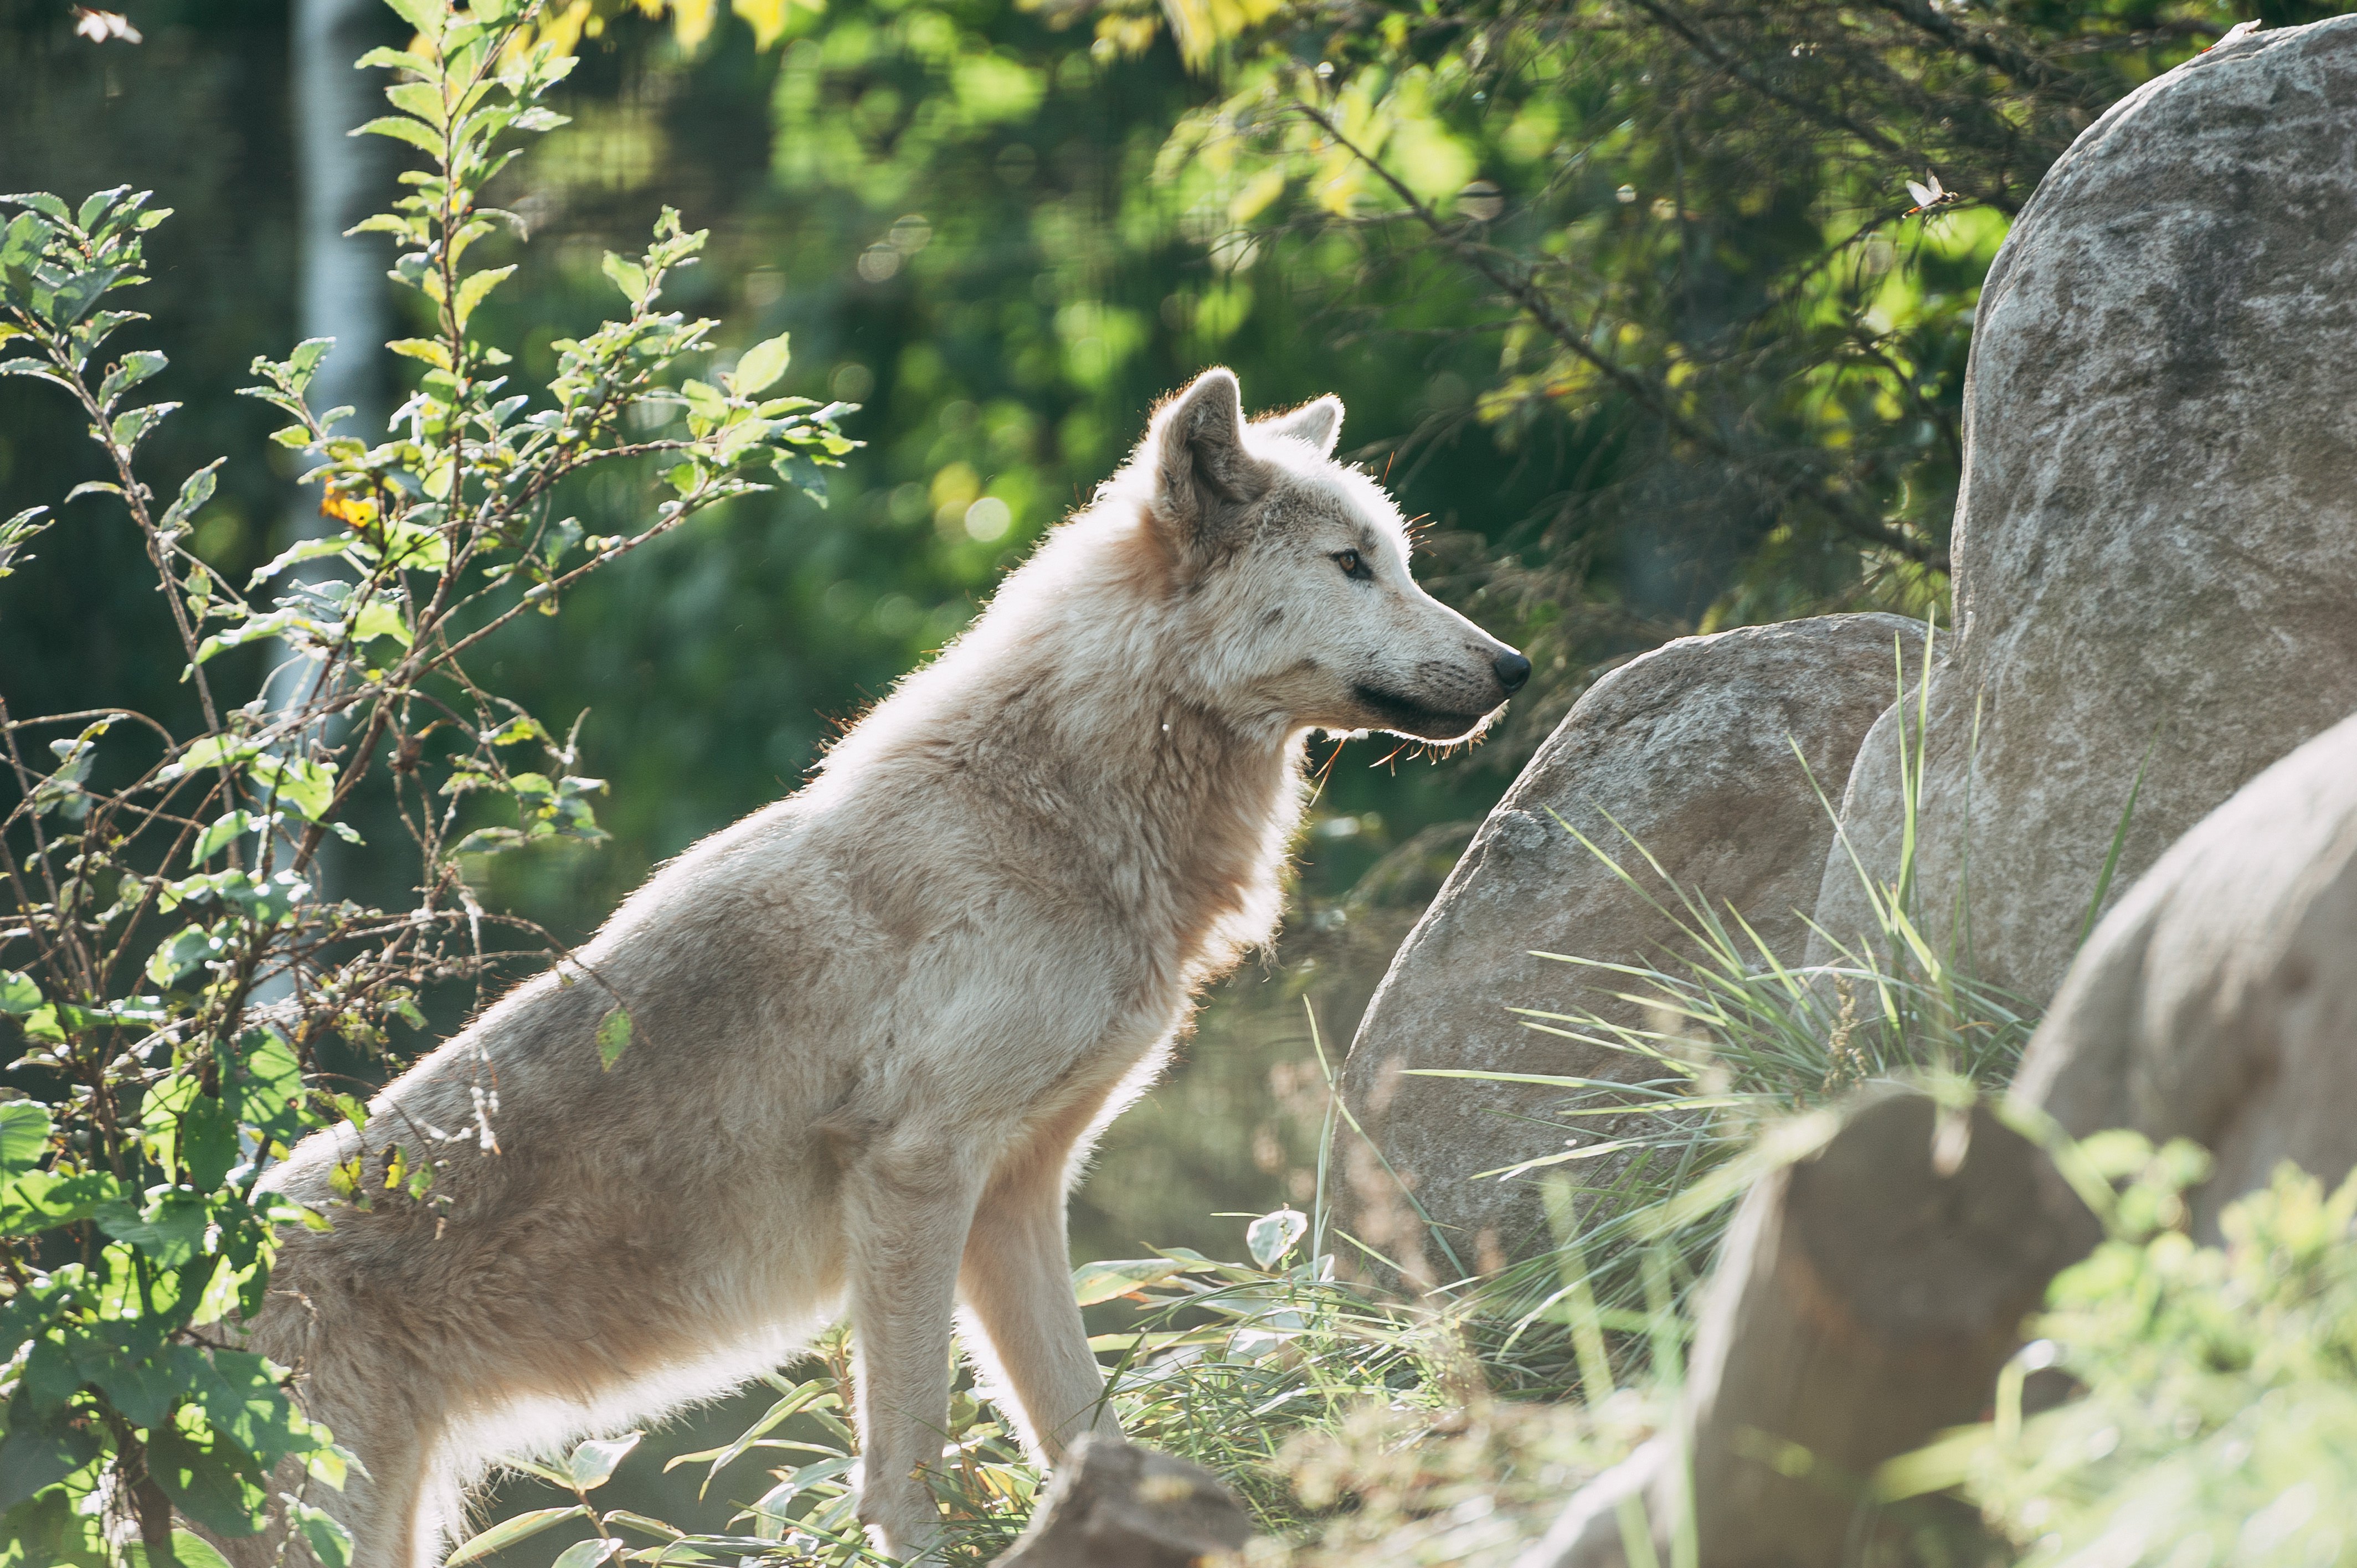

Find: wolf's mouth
<box><xmin>1350</xmin><ymin>683</ymin><xmax>1493</xmax><ymax>742</ymax></box>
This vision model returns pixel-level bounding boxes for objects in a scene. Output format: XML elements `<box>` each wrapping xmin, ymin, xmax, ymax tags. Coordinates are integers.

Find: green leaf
<box><xmin>1072</xmin><ymin>1257</ymin><xmax>1189</xmax><ymax>1306</ymax></box>
<box><xmin>385</xmin><ymin>80</ymin><xmax>447</xmax><ymax>128</ymax></box>
<box><xmin>351</xmin><ymin>116</ymin><xmax>444</xmax><ymax>156</ymax></box>
<box><xmin>0</xmin><ymin>969</ymin><xmax>40</xmax><ymax>1014</ymax></box>
<box><xmin>246</xmin><ymin>533</ymin><xmax>353</xmax><ymax>588</ymax></box>
<box><xmin>350</xmin><ymin>597</ymin><xmax>413</xmax><ymax>649</ymax></box>
<box><xmin>1</xmin><ymin>192</ymin><xmax>71</xmax><ymax>223</ymax></box>
<box><xmin>71</xmin><ymin>1330</ymin><xmax>182</xmax><ymax>1426</ymax></box>
<box><xmin>193</xmin><ymin>808</ymin><xmax>263</xmax><ymax>863</ymax></box>
<box><xmin>564</xmin><ymin>1431</ymin><xmax>642</xmax><ymax>1492</ymax></box>
<box><xmin>42</xmin><ymin>268</ymin><xmax>117</xmax><ymax>327</ymax></box>
<box><xmin>0</xmin><ymin>1102</ymin><xmax>52</xmax><ymax>1171</ymax></box>
<box><xmin>250</xmin><ymin>755</ymin><xmax>337</xmax><ymax>822</ymax></box>
<box><xmin>441</xmin><ymin>1506</ymin><xmax>590</xmax><ymax>1567</ymax></box>
<box><xmin>147</xmin><ymin>1422</ymin><xmax>267</xmax><ymax>1537</ymax></box>
<box><xmin>143</xmin><ymin>1075</ymin><xmax>238</xmax><ymax>1188</ymax></box>
<box><xmin>161</xmin><ymin>734</ymin><xmax>260</xmax><ymax>782</ymax></box>
<box><xmin>596</xmin><ymin>1007</ymin><xmax>632</xmax><ymax>1071</ymax></box>
<box><xmin>97</xmin><ymin>1188</ymin><xmax>211</xmax><ymax>1266</ymax></box>
<box><xmin>1</xmin><ymin>1169</ymin><xmax>126</xmax><ymax>1234</ymax></box>
<box><xmin>354</xmin><ymin>45</ymin><xmax>439</xmax><ymax>75</ymax></box>
<box><xmin>600</xmin><ymin>252</ymin><xmax>649</xmax><ymax>307</ymax></box>
<box><xmin>123</xmin><ymin>1531</ymin><xmax>235</xmax><ymax>1568</ymax></box>
<box><xmin>452</xmin><ymin>264</ymin><xmax>514</xmax><ymax>332</ymax></box>
<box><xmin>290</xmin><ymin>1503</ymin><xmax>354</xmax><ymax>1568</ymax></box>
<box><xmin>284</xmin><ymin>336</ymin><xmax>333</xmax><ymax>393</ymax></box>
<box><xmin>76</xmin><ymin>187</ymin><xmax>128</xmax><ymax>230</ymax></box>
<box><xmin>548</xmin><ymin>1540</ymin><xmax>621</xmax><ymax>1568</ymax></box>
<box><xmin>1</xmin><ymin>209</ymin><xmax>53</xmax><ymax>271</ymax></box>
<box><xmin>110</xmin><ymin>401</ymin><xmax>179</xmax><ymax>452</ymax></box>
<box><xmin>146</xmin><ymin>925</ymin><xmax>230</xmax><ymax>989</ymax></box>
<box><xmin>100</xmin><ymin>350</ymin><xmax>167</xmax><ymax>404</ymax></box>
<box><xmin>1246</xmin><ymin>1206</ymin><xmax>1309</xmax><ymax>1268</ymax></box>
<box><xmin>729</xmin><ymin>333</ymin><xmax>792</xmax><ymax>398</ymax></box>
<box><xmin>0</xmin><ymin>1421</ymin><xmax>101</xmax><ymax>1512</ymax></box>
<box><xmin>182</xmin><ymin>1348</ymin><xmax>315</xmax><ymax>1469</ymax></box>
<box><xmin>162</xmin><ymin>459</ymin><xmax>225</xmax><ymax>534</ymax></box>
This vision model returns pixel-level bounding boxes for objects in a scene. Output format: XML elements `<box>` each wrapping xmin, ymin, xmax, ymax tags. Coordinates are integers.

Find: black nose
<box><xmin>1493</xmin><ymin>648</ymin><xmax>1531</xmax><ymax>694</ymax></box>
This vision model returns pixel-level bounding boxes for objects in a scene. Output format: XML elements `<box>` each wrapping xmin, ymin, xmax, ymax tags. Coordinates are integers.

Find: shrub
<box><xmin>0</xmin><ymin>1</ymin><xmax>848</xmax><ymax>1560</ymax></box>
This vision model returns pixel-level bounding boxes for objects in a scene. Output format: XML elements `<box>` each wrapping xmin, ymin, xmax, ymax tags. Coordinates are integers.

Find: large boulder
<box><xmin>2013</xmin><ymin>709</ymin><xmax>2357</xmax><ymax>1237</ymax></box>
<box><xmin>1810</xmin><ymin>18</ymin><xmax>2357</xmax><ymax>1005</ymax></box>
<box><xmin>1339</xmin><ymin>613</ymin><xmax>1922</xmax><ymax>1278</ymax></box>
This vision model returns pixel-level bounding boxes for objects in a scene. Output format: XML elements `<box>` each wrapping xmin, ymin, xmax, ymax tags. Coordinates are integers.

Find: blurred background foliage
<box><xmin>7</xmin><ymin>0</ymin><xmax>2349</xmax><ymax>1546</ymax></box>
<box><xmin>4</xmin><ymin>0</ymin><xmax>2341</xmax><ymax>1257</ymax></box>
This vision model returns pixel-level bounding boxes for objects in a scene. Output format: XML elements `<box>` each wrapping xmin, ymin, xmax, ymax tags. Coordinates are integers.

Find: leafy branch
<box><xmin>0</xmin><ymin>0</ymin><xmax>851</xmax><ymax>1560</ymax></box>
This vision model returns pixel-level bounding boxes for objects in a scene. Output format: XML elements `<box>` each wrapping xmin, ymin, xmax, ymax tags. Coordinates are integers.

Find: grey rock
<box><xmin>991</xmin><ymin>1436</ymin><xmax>1253</xmax><ymax>1568</ymax></box>
<box><xmin>2013</xmin><ymin>709</ymin><xmax>2357</xmax><ymax>1237</ymax></box>
<box><xmin>1339</xmin><ymin>614</ymin><xmax>1923</xmax><ymax>1277</ymax></box>
<box><xmin>1810</xmin><ymin>17</ymin><xmax>2357</xmax><ymax>1005</ymax></box>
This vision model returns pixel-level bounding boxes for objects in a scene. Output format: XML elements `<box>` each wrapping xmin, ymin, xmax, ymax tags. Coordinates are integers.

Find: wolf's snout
<box><xmin>1493</xmin><ymin>648</ymin><xmax>1531</xmax><ymax>694</ymax></box>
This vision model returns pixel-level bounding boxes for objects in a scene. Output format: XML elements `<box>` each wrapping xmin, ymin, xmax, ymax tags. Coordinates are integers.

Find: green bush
<box><xmin>0</xmin><ymin>1</ymin><xmax>846</xmax><ymax>1560</ymax></box>
<box><xmin>1897</xmin><ymin>1142</ymin><xmax>2357</xmax><ymax>1567</ymax></box>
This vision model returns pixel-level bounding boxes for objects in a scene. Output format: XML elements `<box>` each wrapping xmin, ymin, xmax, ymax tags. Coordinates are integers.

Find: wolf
<box><xmin>236</xmin><ymin>367</ymin><xmax>1529</xmax><ymax>1566</ymax></box>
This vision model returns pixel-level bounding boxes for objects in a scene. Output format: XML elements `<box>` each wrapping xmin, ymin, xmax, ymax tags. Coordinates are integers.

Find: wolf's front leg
<box><xmin>842</xmin><ymin>1136</ymin><xmax>987</xmax><ymax>1562</ymax></box>
<box><xmin>959</xmin><ymin>1132</ymin><xmax>1120</xmax><ymax>1463</ymax></box>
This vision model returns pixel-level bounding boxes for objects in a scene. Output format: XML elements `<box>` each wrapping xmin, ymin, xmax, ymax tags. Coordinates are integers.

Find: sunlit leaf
<box><xmin>1246</xmin><ymin>1206</ymin><xmax>1309</xmax><ymax>1268</ymax></box>
<box><xmin>0</xmin><ymin>969</ymin><xmax>40</xmax><ymax>1015</ymax></box>
<box><xmin>442</xmin><ymin>1505</ymin><xmax>589</xmax><ymax>1566</ymax></box>
<box><xmin>564</xmin><ymin>1431</ymin><xmax>642</xmax><ymax>1492</ymax></box>
<box><xmin>729</xmin><ymin>332</ymin><xmax>791</xmax><ymax>398</ymax></box>
<box><xmin>0</xmin><ymin>1101</ymin><xmax>52</xmax><ymax>1170</ymax></box>
<box><xmin>600</xmin><ymin>252</ymin><xmax>649</xmax><ymax>307</ymax></box>
<box><xmin>1072</xmin><ymin>1257</ymin><xmax>1188</xmax><ymax>1306</ymax></box>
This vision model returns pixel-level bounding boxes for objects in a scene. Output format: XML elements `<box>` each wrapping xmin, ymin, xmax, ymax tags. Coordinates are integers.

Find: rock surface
<box><xmin>1339</xmin><ymin>613</ymin><xmax>1923</xmax><ymax>1277</ymax></box>
<box><xmin>1515</xmin><ymin>1091</ymin><xmax>2098</xmax><ymax>1568</ymax></box>
<box><xmin>990</xmin><ymin>1435</ymin><xmax>1253</xmax><ymax>1568</ymax></box>
<box><xmin>1810</xmin><ymin>17</ymin><xmax>2357</xmax><ymax>1004</ymax></box>
<box><xmin>2014</xmin><ymin>710</ymin><xmax>2357</xmax><ymax>1237</ymax></box>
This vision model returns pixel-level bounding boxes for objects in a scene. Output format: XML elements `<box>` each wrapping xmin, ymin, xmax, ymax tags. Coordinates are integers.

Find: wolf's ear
<box><xmin>1150</xmin><ymin>368</ymin><xmax>1267</xmax><ymax>554</ymax></box>
<box><xmin>1255</xmin><ymin>395</ymin><xmax>1342</xmax><ymax>458</ymax></box>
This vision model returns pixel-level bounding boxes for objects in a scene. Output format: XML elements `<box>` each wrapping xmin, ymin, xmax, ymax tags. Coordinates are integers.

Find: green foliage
<box><xmin>1903</xmin><ymin>1144</ymin><xmax>2357</xmax><ymax>1567</ymax></box>
<box><xmin>0</xmin><ymin>0</ymin><xmax>846</xmax><ymax>1557</ymax></box>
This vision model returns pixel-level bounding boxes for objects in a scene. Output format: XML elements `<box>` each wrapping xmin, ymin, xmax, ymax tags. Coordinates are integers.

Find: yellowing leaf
<box><xmin>670</xmin><ymin>0</ymin><xmax>717</xmax><ymax>50</ymax></box>
<box><xmin>385</xmin><ymin>337</ymin><xmax>451</xmax><ymax>370</ymax></box>
<box><xmin>320</xmin><ymin>492</ymin><xmax>379</xmax><ymax>528</ymax></box>
<box><xmin>732</xmin><ymin>0</ymin><xmax>788</xmax><ymax>48</ymax></box>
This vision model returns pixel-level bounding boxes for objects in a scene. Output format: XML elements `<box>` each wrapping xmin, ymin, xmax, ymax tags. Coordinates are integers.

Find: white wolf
<box><xmin>238</xmin><ymin>367</ymin><xmax>1529</xmax><ymax>1566</ymax></box>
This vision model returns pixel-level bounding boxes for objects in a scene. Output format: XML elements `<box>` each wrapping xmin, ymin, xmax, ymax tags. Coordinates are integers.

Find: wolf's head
<box><xmin>1122</xmin><ymin>367</ymin><xmax>1528</xmax><ymax>744</ymax></box>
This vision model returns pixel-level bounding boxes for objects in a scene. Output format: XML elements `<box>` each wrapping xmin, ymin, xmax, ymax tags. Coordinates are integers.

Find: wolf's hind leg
<box><xmin>958</xmin><ymin>1136</ymin><xmax>1119</xmax><ymax>1464</ymax></box>
<box><xmin>842</xmin><ymin>1136</ymin><xmax>986</xmax><ymax>1561</ymax></box>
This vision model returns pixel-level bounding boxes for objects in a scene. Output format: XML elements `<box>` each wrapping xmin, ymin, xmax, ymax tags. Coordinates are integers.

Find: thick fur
<box><xmin>235</xmin><ymin>369</ymin><xmax>1523</xmax><ymax>1566</ymax></box>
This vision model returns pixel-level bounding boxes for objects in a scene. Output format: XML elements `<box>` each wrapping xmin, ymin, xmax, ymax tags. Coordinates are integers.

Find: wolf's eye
<box><xmin>1334</xmin><ymin>549</ymin><xmax>1372</xmax><ymax>582</ymax></box>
